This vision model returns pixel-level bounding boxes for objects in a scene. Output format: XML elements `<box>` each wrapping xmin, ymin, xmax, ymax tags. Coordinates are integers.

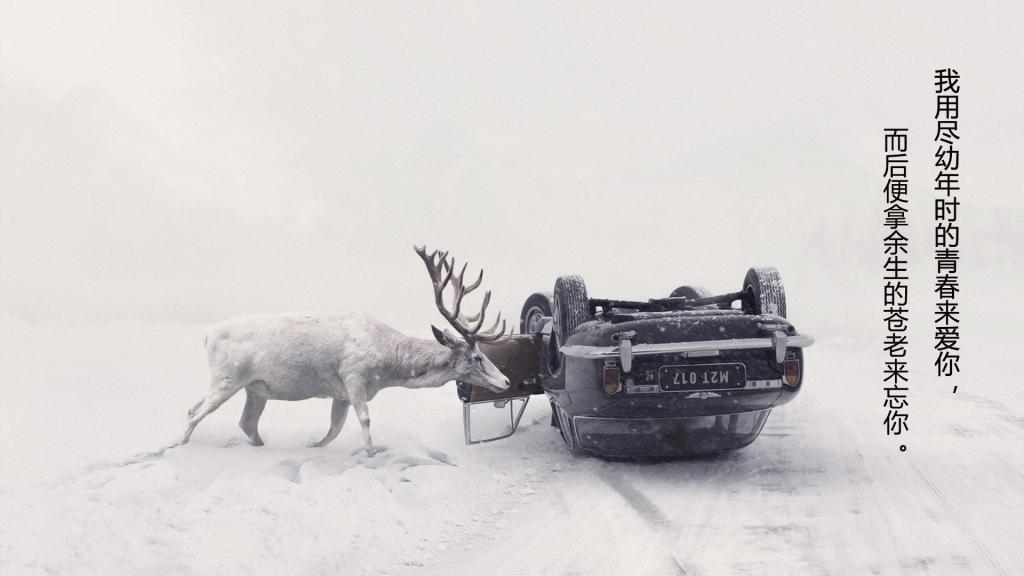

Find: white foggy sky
<box><xmin>1</xmin><ymin>1</ymin><xmax>1022</xmax><ymax>336</ymax></box>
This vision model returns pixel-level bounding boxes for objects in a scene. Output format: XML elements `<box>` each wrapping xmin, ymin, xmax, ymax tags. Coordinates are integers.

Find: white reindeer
<box><xmin>179</xmin><ymin>246</ymin><xmax>510</xmax><ymax>455</ymax></box>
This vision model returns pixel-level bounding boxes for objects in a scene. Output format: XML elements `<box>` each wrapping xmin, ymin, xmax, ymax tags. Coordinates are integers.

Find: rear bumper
<box><xmin>572</xmin><ymin>409</ymin><xmax>772</xmax><ymax>457</ymax></box>
<box><xmin>548</xmin><ymin>344</ymin><xmax>806</xmax><ymax>419</ymax></box>
<box><xmin>560</xmin><ymin>333</ymin><xmax>814</xmax><ymax>361</ymax></box>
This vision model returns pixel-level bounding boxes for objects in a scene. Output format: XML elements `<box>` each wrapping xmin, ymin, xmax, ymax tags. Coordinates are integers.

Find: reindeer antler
<box><xmin>414</xmin><ymin>245</ymin><xmax>507</xmax><ymax>343</ymax></box>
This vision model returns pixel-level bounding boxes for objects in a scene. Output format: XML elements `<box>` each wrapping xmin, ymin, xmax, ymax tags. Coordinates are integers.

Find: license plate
<box><xmin>658</xmin><ymin>363</ymin><xmax>747</xmax><ymax>391</ymax></box>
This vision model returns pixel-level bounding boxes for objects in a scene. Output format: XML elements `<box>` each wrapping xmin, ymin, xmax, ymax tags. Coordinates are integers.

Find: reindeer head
<box><xmin>415</xmin><ymin>245</ymin><xmax>511</xmax><ymax>393</ymax></box>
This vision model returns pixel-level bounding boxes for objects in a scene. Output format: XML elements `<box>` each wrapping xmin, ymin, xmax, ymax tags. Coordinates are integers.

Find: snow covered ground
<box><xmin>1</xmin><ymin>319</ymin><xmax>1021</xmax><ymax>576</ymax></box>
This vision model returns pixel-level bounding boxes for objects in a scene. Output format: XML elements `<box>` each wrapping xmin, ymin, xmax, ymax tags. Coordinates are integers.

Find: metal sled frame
<box><xmin>463</xmin><ymin>396</ymin><xmax>531</xmax><ymax>445</ymax></box>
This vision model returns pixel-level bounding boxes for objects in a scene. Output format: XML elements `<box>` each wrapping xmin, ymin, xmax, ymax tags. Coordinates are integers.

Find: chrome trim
<box><xmin>745</xmin><ymin>379</ymin><xmax>784</xmax><ymax>389</ymax></box>
<box><xmin>613</xmin><ymin>330</ymin><xmax>636</xmax><ymax>373</ymax></box>
<box><xmin>772</xmin><ymin>331</ymin><xmax>787</xmax><ymax>363</ymax></box>
<box><xmin>560</xmin><ymin>334</ymin><xmax>815</xmax><ymax>359</ymax></box>
<box><xmin>625</xmin><ymin>383</ymin><xmax>661</xmax><ymax>394</ymax></box>
<box><xmin>463</xmin><ymin>396</ymin><xmax>530</xmax><ymax>445</ymax></box>
<box><xmin>620</xmin><ymin>338</ymin><xmax>633</xmax><ymax>373</ymax></box>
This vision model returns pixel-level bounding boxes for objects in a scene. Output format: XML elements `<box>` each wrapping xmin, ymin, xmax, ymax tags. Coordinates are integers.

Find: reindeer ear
<box><xmin>431</xmin><ymin>325</ymin><xmax>462</xmax><ymax>348</ymax></box>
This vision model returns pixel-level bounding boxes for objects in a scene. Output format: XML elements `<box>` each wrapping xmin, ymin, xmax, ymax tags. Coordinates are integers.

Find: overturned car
<box><xmin>457</xmin><ymin>268</ymin><xmax>814</xmax><ymax>458</ymax></box>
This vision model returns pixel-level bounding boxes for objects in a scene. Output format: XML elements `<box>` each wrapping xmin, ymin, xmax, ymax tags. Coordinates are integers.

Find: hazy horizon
<box><xmin>2</xmin><ymin>2</ymin><xmax>1021</xmax><ymax>341</ymax></box>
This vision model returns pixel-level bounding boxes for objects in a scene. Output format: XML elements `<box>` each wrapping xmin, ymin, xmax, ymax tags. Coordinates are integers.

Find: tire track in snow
<box><xmin>596</xmin><ymin>470</ymin><xmax>687</xmax><ymax>575</ymax></box>
<box><xmin>906</xmin><ymin>457</ymin><xmax>1008</xmax><ymax>576</ymax></box>
<box><xmin>596</xmin><ymin>470</ymin><xmax>673</xmax><ymax>531</ymax></box>
<box><xmin>835</xmin><ymin>409</ymin><xmax>903</xmax><ymax>573</ymax></box>
<box><xmin>665</xmin><ymin>464</ymin><xmax>733</xmax><ymax>576</ymax></box>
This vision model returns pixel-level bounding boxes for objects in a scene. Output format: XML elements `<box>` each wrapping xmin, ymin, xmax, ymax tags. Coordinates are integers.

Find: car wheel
<box><xmin>669</xmin><ymin>285</ymin><xmax>710</xmax><ymax>299</ymax></box>
<box><xmin>742</xmin><ymin>267</ymin><xmax>787</xmax><ymax>317</ymax></box>
<box><xmin>552</xmin><ymin>275</ymin><xmax>591</xmax><ymax>350</ymax></box>
<box><xmin>519</xmin><ymin>292</ymin><xmax>554</xmax><ymax>334</ymax></box>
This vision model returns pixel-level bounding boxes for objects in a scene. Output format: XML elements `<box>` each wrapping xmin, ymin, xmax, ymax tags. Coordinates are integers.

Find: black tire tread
<box><xmin>744</xmin><ymin>267</ymin><xmax>787</xmax><ymax>318</ymax></box>
<box><xmin>669</xmin><ymin>285</ymin><xmax>711</xmax><ymax>299</ymax></box>
<box><xmin>553</xmin><ymin>275</ymin><xmax>591</xmax><ymax>345</ymax></box>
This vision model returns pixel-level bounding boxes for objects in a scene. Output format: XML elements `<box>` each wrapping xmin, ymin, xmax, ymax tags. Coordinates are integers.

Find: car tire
<box><xmin>519</xmin><ymin>292</ymin><xmax>554</xmax><ymax>334</ymax></box>
<box><xmin>743</xmin><ymin>267</ymin><xmax>787</xmax><ymax>318</ymax></box>
<box><xmin>669</xmin><ymin>285</ymin><xmax>710</xmax><ymax>299</ymax></box>
<box><xmin>552</xmin><ymin>275</ymin><xmax>591</xmax><ymax>349</ymax></box>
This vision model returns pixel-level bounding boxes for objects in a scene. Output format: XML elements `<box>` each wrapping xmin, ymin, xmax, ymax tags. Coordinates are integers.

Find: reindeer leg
<box><xmin>349</xmin><ymin>394</ymin><xmax>378</xmax><ymax>456</ymax></box>
<box><xmin>239</xmin><ymin>389</ymin><xmax>268</xmax><ymax>446</ymax></box>
<box><xmin>179</xmin><ymin>378</ymin><xmax>242</xmax><ymax>445</ymax></box>
<box><xmin>310</xmin><ymin>398</ymin><xmax>350</xmax><ymax>448</ymax></box>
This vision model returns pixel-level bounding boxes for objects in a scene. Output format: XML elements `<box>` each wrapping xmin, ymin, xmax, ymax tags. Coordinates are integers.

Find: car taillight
<box><xmin>603</xmin><ymin>366</ymin><xmax>622</xmax><ymax>395</ymax></box>
<box><xmin>783</xmin><ymin>352</ymin><xmax>801</xmax><ymax>387</ymax></box>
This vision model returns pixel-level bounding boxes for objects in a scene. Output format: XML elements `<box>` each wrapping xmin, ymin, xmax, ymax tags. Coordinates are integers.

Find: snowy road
<box><xmin>426</xmin><ymin>345</ymin><xmax>1023</xmax><ymax>576</ymax></box>
<box><xmin>2</xmin><ymin>323</ymin><xmax>1022</xmax><ymax>575</ymax></box>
